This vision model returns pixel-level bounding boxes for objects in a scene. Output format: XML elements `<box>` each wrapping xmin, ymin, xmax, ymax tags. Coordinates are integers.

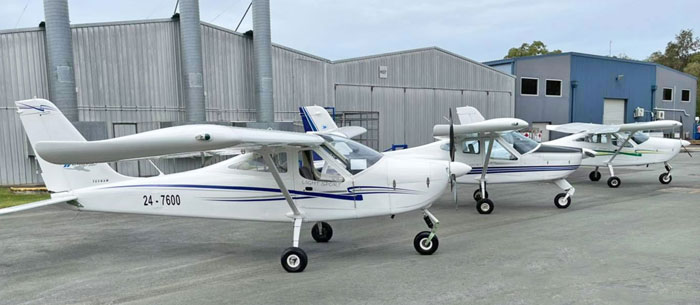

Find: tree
<box><xmin>504</xmin><ymin>41</ymin><xmax>562</xmax><ymax>59</ymax></box>
<box><xmin>647</xmin><ymin>29</ymin><xmax>700</xmax><ymax>70</ymax></box>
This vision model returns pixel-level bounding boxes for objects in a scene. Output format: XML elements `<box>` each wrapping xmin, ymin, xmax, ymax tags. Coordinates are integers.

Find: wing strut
<box><xmin>606</xmin><ymin>133</ymin><xmax>634</xmax><ymax>165</ymax></box>
<box><xmin>261</xmin><ymin>151</ymin><xmax>302</xmax><ymax>217</ymax></box>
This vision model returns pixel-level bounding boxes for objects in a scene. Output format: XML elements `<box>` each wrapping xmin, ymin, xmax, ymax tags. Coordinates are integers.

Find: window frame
<box><xmin>681</xmin><ymin>89</ymin><xmax>691</xmax><ymax>103</ymax></box>
<box><xmin>544</xmin><ymin>79</ymin><xmax>562</xmax><ymax>97</ymax></box>
<box><xmin>662</xmin><ymin>87</ymin><xmax>673</xmax><ymax>102</ymax></box>
<box><xmin>520</xmin><ymin>77</ymin><xmax>539</xmax><ymax>96</ymax></box>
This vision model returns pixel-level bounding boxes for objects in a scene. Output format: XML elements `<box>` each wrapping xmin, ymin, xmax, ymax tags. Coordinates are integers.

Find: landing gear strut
<box><xmin>659</xmin><ymin>162</ymin><xmax>673</xmax><ymax>184</ymax></box>
<box><xmin>281</xmin><ymin>218</ymin><xmax>308</xmax><ymax>272</ymax></box>
<box><xmin>413</xmin><ymin>210</ymin><xmax>439</xmax><ymax>255</ymax></box>
<box><xmin>475</xmin><ymin>180</ymin><xmax>494</xmax><ymax>214</ymax></box>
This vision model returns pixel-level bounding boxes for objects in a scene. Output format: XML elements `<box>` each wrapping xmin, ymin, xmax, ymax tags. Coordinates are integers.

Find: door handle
<box><xmin>305</xmin><ymin>187</ymin><xmax>313</xmax><ymax>191</ymax></box>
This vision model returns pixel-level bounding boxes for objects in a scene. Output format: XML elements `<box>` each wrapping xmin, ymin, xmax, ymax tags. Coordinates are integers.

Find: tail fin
<box><xmin>16</xmin><ymin>98</ymin><xmax>128</xmax><ymax>192</ymax></box>
<box><xmin>299</xmin><ymin>106</ymin><xmax>338</xmax><ymax>132</ymax></box>
<box><xmin>299</xmin><ymin>106</ymin><xmax>367</xmax><ymax>138</ymax></box>
<box><xmin>456</xmin><ymin>106</ymin><xmax>485</xmax><ymax>125</ymax></box>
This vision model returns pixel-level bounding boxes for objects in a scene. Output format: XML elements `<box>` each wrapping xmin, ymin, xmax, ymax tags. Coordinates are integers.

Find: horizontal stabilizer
<box><xmin>0</xmin><ymin>193</ymin><xmax>77</xmax><ymax>216</ymax></box>
<box><xmin>434</xmin><ymin>118</ymin><xmax>528</xmax><ymax>138</ymax></box>
<box><xmin>36</xmin><ymin>125</ymin><xmax>324</xmax><ymax>164</ymax></box>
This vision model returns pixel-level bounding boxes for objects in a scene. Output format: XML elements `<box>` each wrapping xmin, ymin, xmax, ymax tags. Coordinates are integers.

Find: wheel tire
<box><xmin>413</xmin><ymin>231</ymin><xmax>439</xmax><ymax>255</ymax></box>
<box><xmin>554</xmin><ymin>193</ymin><xmax>571</xmax><ymax>209</ymax></box>
<box><xmin>473</xmin><ymin>189</ymin><xmax>489</xmax><ymax>201</ymax></box>
<box><xmin>659</xmin><ymin>173</ymin><xmax>672</xmax><ymax>184</ymax></box>
<box><xmin>589</xmin><ymin>171</ymin><xmax>602</xmax><ymax>182</ymax></box>
<box><xmin>607</xmin><ymin>176</ymin><xmax>621</xmax><ymax>188</ymax></box>
<box><xmin>281</xmin><ymin>247</ymin><xmax>308</xmax><ymax>273</ymax></box>
<box><xmin>311</xmin><ymin>222</ymin><xmax>333</xmax><ymax>243</ymax></box>
<box><xmin>476</xmin><ymin>198</ymin><xmax>494</xmax><ymax>214</ymax></box>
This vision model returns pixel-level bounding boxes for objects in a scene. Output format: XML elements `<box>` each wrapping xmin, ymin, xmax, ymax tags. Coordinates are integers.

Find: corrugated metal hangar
<box><xmin>0</xmin><ymin>10</ymin><xmax>514</xmax><ymax>185</ymax></box>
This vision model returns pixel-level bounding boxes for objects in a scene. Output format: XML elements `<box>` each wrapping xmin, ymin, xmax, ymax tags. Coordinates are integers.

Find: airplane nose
<box><xmin>449</xmin><ymin>162</ymin><xmax>471</xmax><ymax>177</ymax></box>
<box><xmin>681</xmin><ymin>140</ymin><xmax>691</xmax><ymax>147</ymax></box>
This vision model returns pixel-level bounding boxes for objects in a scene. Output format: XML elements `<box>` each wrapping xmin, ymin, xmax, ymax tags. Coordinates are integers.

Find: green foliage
<box><xmin>649</xmin><ymin>29</ymin><xmax>700</xmax><ymax>116</ymax></box>
<box><xmin>504</xmin><ymin>41</ymin><xmax>562</xmax><ymax>59</ymax></box>
<box><xmin>0</xmin><ymin>188</ymin><xmax>49</xmax><ymax>209</ymax></box>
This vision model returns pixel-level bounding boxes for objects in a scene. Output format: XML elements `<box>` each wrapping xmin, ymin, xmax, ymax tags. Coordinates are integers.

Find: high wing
<box><xmin>299</xmin><ymin>106</ymin><xmax>367</xmax><ymax>138</ymax></box>
<box><xmin>35</xmin><ymin>125</ymin><xmax>324</xmax><ymax>164</ymax></box>
<box><xmin>547</xmin><ymin>120</ymin><xmax>682</xmax><ymax>135</ymax></box>
<box><xmin>433</xmin><ymin>118</ymin><xmax>529</xmax><ymax>140</ymax></box>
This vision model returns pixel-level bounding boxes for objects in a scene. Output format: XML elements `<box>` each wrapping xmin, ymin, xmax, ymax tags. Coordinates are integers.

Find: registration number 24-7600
<box><xmin>143</xmin><ymin>194</ymin><xmax>181</xmax><ymax>206</ymax></box>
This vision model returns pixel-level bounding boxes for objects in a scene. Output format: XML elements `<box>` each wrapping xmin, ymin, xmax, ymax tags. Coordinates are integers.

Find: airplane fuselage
<box><xmin>67</xmin><ymin>151</ymin><xmax>453</xmax><ymax>223</ymax></box>
<box><xmin>386</xmin><ymin>139</ymin><xmax>582</xmax><ymax>184</ymax></box>
<box><xmin>547</xmin><ymin>133</ymin><xmax>683</xmax><ymax>167</ymax></box>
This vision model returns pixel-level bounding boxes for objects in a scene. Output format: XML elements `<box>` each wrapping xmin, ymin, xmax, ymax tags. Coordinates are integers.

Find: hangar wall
<box><xmin>0</xmin><ymin>20</ymin><xmax>514</xmax><ymax>186</ymax></box>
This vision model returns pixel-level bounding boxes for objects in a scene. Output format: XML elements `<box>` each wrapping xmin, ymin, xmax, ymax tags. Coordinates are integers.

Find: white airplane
<box><xmin>1</xmin><ymin>99</ymin><xmax>472</xmax><ymax>273</ymax></box>
<box><xmin>546</xmin><ymin>121</ymin><xmax>691</xmax><ymax>188</ymax></box>
<box><xmin>299</xmin><ymin>106</ymin><xmax>590</xmax><ymax>215</ymax></box>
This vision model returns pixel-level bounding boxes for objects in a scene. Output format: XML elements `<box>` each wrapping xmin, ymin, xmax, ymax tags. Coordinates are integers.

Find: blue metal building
<box><xmin>485</xmin><ymin>53</ymin><xmax>697</xmax><ymax>140</ymax></box>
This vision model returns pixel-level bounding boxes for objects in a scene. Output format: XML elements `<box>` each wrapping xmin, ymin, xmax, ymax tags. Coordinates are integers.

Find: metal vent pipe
<box><xmin>252</xmin><ymin>0</ymin><xmax>274</xmax><ymax>123</ymax></box>
<box><xmin>43</xmin><ymin>0</ymin><xmax>78</xmax><ymax>121</ymax></box>
<box><xmin>178</xmin><ymin>0</ymin><xmax>206</xmax><ymax>122</ymax></box>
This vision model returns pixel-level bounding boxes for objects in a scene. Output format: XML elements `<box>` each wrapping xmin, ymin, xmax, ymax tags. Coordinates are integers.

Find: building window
<box><xmin>520</xmin><ymin>77</ymin><xmax>538</xmax><ymax>96</ymax></box>
<box><xmin>681</xmin><ymin>89</ymin><xmax>691</xmax><ymax>102</ymax></box>
<box><xmin>662</xmin><ymin>88</ymin><xmax>673</xmax><ymax>101</ymax></box>
<box><xmin>545</xmin><ymin>79</ymin><xmax>562</xmax><ymax>97</ymax></box>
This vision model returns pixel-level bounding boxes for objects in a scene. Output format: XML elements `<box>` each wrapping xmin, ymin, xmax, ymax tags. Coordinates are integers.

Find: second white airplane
<box><xmin>300</xmin><ymin>106</ymin><xmax>590</xmax><ymax>214</ymax></box>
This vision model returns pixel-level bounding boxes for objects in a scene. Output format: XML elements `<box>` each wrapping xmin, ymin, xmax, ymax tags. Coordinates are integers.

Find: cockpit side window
<box><xmin>501</xmin><ymin>131</ymin><xmax>539</xmax><ymax>154</ymax></box>
<box><xmin>322</xmin><ymin>135</ymin><xmax>383</xmax><ymax>175</ymax></box>
<box><xmin>229</xmin><ymin>152</ymin><xmax>288</xmax><ymax>173</ymax></box>
<box><xmin>486</xmin><ymin>140</ymin><xmax>518</xmax><ymax>160</ymax></box>
<box><xmin>611</xmin><ymin>134</ymin><xmax>634</xmax><ymax>147</ymax></box>
<box><xmin>298</xmin><ymin>150</ymin><xmax>344</xmax><ymax>182</ymax></box>
<box><xmin>462</xmin><ymin>140</ymin><xmax>480</xmax><ymax>154</ymax></box>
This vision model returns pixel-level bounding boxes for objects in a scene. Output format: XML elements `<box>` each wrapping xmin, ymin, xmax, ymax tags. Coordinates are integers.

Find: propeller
<box><xmin>448</xmin><ymin>108</ymin><xmax>458</xmax><ymax>207</ymax></box>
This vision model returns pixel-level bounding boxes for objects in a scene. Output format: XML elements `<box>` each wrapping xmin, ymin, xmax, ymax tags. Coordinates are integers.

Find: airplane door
<box><xmin>293</xmin><ymin>149</ymin><xmax>356</xmax><ymax>215</ymax></box>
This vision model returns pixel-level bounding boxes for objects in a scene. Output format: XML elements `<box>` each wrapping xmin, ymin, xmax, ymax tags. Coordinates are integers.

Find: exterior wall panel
<box><xmin>655</xmin><ymin>66</ymin><xmax>697</xmax><ymax>137</ymax></box>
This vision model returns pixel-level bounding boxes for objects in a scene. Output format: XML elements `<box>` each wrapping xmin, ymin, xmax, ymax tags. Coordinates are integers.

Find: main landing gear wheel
<box><xmin>311</xmin><ymin>222</ymin><xmax>333</xmax><ymax>243</ymax></box>
<box><xmin>554</xmin><ymin>193</ymin><xmax>571</xmax><ymax>209</ymax></box>
<box><xmin>607</xmin><ymin>176</ymin><xmax>621</xmax><ymax>188</ymax></box>
<box><xmin>473</xmin><ymin>189</ymin><xmax>489</xmax><ymax>201</ymax></box>
<box><xmin>413</xmin><ymin>231</ymin><xmax>439</xmax><ymax>255</ymax></box>
<box><xmin>281</xmin><ymin>247</ymin><xmax>308</xmax><ymax>273</ymax></box>
<box><xmin>476</xmin><ymin>198</ymin><xmax>494</xmax><ymax>214</ymax></box>
<box><xmin>659</xmin><ymin>173</ymin><xmax>672</xmax><ymax>184</ymax></box>
<box><xmin>589</xmin><ymin>171</ymin><xmax>602</xmax><ymax>182</ymax></box>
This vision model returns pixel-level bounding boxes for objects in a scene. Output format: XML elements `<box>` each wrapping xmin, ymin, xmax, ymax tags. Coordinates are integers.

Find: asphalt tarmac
<box><xmin>1</xmin><ymin>154</ymin><xmax>699</xmax><ymax>305</ymax></box>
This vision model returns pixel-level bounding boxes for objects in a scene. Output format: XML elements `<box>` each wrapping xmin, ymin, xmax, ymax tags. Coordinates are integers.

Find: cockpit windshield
<box><xmin>500</xmin><ymin>131</ymin><xmax>539</xmax><ymax>154</ymax></box>
<box><xmin>631</xmin><ymin>132</ymin><xmax>650</xmax><ymax>144</ymax></box>
<box><xmin>320</xmin><ymin>135</ymin><xmax>383</xmax><ymax>175</ymax></box>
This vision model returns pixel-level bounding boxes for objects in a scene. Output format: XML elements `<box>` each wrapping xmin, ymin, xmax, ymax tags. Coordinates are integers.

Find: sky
<box><xmin>1</xmin><ymin>0</ymin><xmax>698</xmax><ymax>62</ymax></box>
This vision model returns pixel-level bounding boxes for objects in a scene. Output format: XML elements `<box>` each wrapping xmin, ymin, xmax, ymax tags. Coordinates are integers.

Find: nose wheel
<box><xmin>414</xmin><ymin>210</ymin><xmax>440</xmax><ymax>255</ymax></box>
<box><xmin>589</xmin><ymin>170</ymin><xmax>602</xmax><ymax>181</ymax></box>
<box><xmin>659</xmin><ymin>162</ymin><xmax>672</xmax><ymax>184</ymax></box>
